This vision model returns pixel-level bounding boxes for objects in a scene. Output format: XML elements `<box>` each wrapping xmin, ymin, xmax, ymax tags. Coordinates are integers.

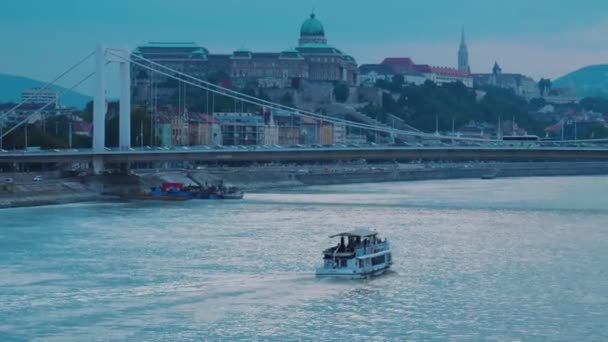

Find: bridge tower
<box><xmin>93</xmin><ymin>44</ymin><xmax>131</xmax><ymax>172</ymax></box>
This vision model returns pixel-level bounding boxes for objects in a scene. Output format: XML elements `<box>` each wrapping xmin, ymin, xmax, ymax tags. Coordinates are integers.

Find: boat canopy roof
<box><xmin>330</xmin><ymin>228</ymin><xmax>378</xmax><ymax>238</ymax></box>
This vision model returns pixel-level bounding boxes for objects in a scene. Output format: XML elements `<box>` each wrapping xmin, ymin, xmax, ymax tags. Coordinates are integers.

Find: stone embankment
<box><xmin>293</xmin><ymin>161</ymin><xmax>608</xmax><ymax>186</ymax></box>
<box><xmin>0</xmin><ymin>177</ymin><xmax>107</xmax><ymax>209</ymax></box>
<box><xmin>183</xmin><ymin>161</ymin><xmax>608</xmax><ymax>190</ymax></box>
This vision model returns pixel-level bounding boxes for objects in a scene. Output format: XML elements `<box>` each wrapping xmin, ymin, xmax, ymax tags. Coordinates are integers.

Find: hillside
<box><xmin>0</xmin><ymin>73</ymin><xmax>91</xmax><ymax>109</ymax></box>
<box><xmin>365</xmin><ymin>80</ymin><xmax>551</xmax><ymax>136</ymax></box>
<box><xmin>554</xmin><ymin>64</ymin><xmax>608</xmax><ymax>99</ymax></box>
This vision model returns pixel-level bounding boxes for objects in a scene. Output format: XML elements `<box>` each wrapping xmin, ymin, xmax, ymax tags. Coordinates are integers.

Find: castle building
<box><xmin>359</xmin><ymin>57</ymin><xmax>473</xmax><ymax>88</ymax></box>
<box><xmin>131</xmin><ymin>42</ymin><xmax>209</xmax><ymax>107</ymax></box>
<box><xmin>131</xmin><ymin>12</ymin><xmax>358</xmax><ymax>109</ymax></box>
<box><xmin>472</xmin><ymin>61</ymin><xmax>540</xmax><ymax>99</ymax></box>
<box><xmin>294</xmin><ymin>13</ymin><xmax>358</xmax><ymax>86</ymax></box>
<box><xmin>231</xmin><ymin>13</ymin><xmax>358</xmax><ymax>88</ymax></box>
<box><xmin>358</xmin><ymin>28</ymin><xmax>474</xmax><ymax>88</ymax></box>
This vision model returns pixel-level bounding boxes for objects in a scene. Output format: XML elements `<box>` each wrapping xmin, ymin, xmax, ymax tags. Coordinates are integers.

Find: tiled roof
<box><xmin>135</xmin><ymin>42</ymin><xmax>209</xmax><ymax>56</ymax></box>
<box><xmin>359</xmin><ymin>64</ymin><xmax>394</xmax><ymax>75</ymax></box>
<box><xmin>430</xmin><ymin>66</ymin><xmax>469</xmax><ymax>77</ymax></box>
<box><xmin>200</xmin><ymin>114</ymin><xmax>218</xmax><ymax>123</ymax></box>
<box><xmin>252</xmin><ymin>52</ymin><xmax>281</xmax><ymax>58</ymax></box>
<box><xmin>413</xmin><ymin>64</ymin><xmax>432</xmax><ymax>73</ymax></box>
<box><xmin>381</xmin><ymin>57</ymin><xmax>415</xmax><ymax>68</ymax></box>
<box><xmin>544</xmin><ymin>123</ymin><xmax>562</xmax><ymax>132</ymax></box>
<box><xmin>73</xmin><ymin>122</ymin><xmax>92</xmax><ymax>133</ymax></box>
<box><xmin>189</xmin><ymin>113</ymin><xmax>218</xmax><ymax>124</ymax></box>
<box><xmin>296</xmin><ymin>43</ymin><xmax>344</xmax><ymax>55</ymax></box>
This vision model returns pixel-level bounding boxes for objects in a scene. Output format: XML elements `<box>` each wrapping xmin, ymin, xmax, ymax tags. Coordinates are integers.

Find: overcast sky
<box><xmin>1</xmin><ymin>0</ymin><xmax>608</xmax><ymax>96</ymax></box>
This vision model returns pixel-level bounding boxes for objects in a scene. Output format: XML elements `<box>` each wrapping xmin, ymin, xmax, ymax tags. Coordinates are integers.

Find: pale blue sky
<box><xmin>1</xmin><ymin>0</ymin><xmax>607</xmax><ymax>96</ymax></box>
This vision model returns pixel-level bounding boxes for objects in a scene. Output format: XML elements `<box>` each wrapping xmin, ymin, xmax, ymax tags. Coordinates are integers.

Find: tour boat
<box><xmin>316</xmin><ymin>228</ymin><xmax>393</xmax><ymax>279</ymax></box>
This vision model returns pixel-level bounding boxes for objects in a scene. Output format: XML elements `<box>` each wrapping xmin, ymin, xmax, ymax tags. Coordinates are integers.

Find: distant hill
<box><xmin>0</xmin><ymin>73</ymin><xmax>91</xmax><ymax>109</ymax></box>
<box><xmin>554</xmin><ymin>64</ymin><xmax>608</xmax><ymax>99</ymax></box>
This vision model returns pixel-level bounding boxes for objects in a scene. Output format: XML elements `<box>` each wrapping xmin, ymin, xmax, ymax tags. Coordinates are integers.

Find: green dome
<box><xmin>300</xmin><ymin>13</ymin><xmax>325</xmax><ymax>36</ymax></box>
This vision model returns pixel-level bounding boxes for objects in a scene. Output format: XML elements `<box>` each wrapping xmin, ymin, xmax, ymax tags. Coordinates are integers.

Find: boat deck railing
<box><xmin>323</xmin><ymin>247</ymin><xmax>355</xmax><ymax>258</ymax></box>
<box><xmin>355</xmin><ymin>241</ymin><xmax>390</xmax><ymax>256</ymax></box>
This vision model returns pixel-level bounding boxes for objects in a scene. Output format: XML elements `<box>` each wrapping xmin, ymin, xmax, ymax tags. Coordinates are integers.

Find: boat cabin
<box><xmin>321</xmin><ymin>228</ymin><xmax>391</xmax><ymax>270</ymax></box>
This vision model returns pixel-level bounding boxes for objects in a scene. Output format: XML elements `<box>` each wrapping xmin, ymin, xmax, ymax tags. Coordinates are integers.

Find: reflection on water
<box><xmin>1</xmin><ymin>176</ymin><xmax>607</xmax><ymax>340</ymax></box>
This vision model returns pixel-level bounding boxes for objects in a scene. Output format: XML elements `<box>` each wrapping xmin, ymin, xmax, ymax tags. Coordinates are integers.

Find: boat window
<box><xmin>340</xmin><ymin>259</ymin><xmax>347</xmax><ymax>268</ymax></box>
<box><xmin>372</xmin><ymin>255</ymin><xmax>385</xmax><ymax>266</ymax></box>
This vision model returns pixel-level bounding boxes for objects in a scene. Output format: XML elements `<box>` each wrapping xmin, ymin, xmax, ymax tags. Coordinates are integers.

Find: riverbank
<box><xmin>0</xmin><ymin>193</ymin><xmax>113</xmax><ymax>209</ymax></box>
<box><xmin>186</xmin><ymin>161</ymin><xmax>608</xmax><ymax>192</ymax></box>
<box><xmin>1</xmin><ymin>161</ymin><xmax>607</xmax><ymax>209</ymax></box>
<box><xmin>0</xmin><ymin>175</ymin><xmax>118</xmax><ymax>209</ymax></box>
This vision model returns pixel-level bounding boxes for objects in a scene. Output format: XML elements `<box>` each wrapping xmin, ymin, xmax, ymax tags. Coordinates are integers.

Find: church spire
<box><xmin>460</xmin><ymin>26</ymin><xmax>466</xmax><ymax>47</ymax></box>
<box><xmin>458</xmin><ymin>26</ymin><xmax>470</xmax><ymax>74</ymax></box>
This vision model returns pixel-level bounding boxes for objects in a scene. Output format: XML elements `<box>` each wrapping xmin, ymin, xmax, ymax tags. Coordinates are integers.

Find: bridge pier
<box><xmin>91</xmin><ymin>44</ymin><xmax>132</xmax><ymax>174</ymax></box>
<box><xmin>118</xmin><ymin>48</ymin><xmax>131</xmax><ymax>150</ymax></box>
<box><xmin>93</xmin><ymin>44</ymin><xmax>106</xmax><ymax>154</ymax></box>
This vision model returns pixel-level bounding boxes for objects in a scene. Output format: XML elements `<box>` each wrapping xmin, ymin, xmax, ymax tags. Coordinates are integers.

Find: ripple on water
<box><xmin>1</xmin><ymin>176</ymin><xmax>608</xmax><ymax>341</ymax></box>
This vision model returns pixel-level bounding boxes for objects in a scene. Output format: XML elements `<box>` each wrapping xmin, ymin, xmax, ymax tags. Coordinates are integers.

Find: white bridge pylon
<box><xmin>93</xmin><ymin>44</ymin><xmax>131</xmax><ymax>153</ymax></box>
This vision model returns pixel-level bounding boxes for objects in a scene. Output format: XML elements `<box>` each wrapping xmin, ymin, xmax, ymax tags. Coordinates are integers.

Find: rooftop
<box><xmin>359</xmin><ymin>63</ymin><xmax>394</xmax><ymax>75</ymax></box>
<box><xmin>382</xmin><ymin>57</ymin><xmax>415</xmax><ymax>68</ymax></box>
<box><xmin>430</xmin><ymin>66</ymin><xmax>469</xmax><ymax>77</ymax></box>
<box><xmin>300</xmin><ymin>13</ymin><xmax>325</xmax><ymax>37</ymax></box>
<box><xmin>141</xmin><ymin>42</ymin><xmax>201</xmax><ymax>49</ymax></box>
<box><xmin>330</xmin><ymin>228</ymin><xmax>378</xmax><ymax>238</ymax></box>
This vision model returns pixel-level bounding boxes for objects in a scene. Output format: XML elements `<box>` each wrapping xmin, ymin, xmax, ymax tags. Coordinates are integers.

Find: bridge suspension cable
<box><xmin>0</xmin><ymin>51</ymin><xmax>95</xmax><ymax>120</ymax></box>
<box><xmin>119</xmin><ymin>51</ymin><xmax>390</xmax><ymax>135</ymax></box>
<box><xmin>1</xmin><ymin>69</ymin><xmax>99</xmax><ymax>140</ymax></box>
<box><xmin>111</xmin><ymin>50</ymin><xmax>493</xmax><ymax>143</ymax></box>
<box><xmin>109</xmin><ymin>49</ymin><xmax>608</xmax><ymax>145</ymax></box>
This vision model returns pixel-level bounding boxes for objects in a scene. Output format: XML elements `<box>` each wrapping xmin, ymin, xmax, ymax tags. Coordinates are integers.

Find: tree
<box><xmin>333</xmin><ymin>83</ymin><xmax>350</xmax><ymax>103</ymax></box>
<box><xmin>280</xmin><ymin>92</ymin><xmax>294</xmax><ymax>107</ymax></box>
<box><xmin>361</xmin><ymin>79</ymin><xmax>551</xmax><ymax>135</ymax></box>
<box><xmin>588</xmin><ymin>122</ymin><xmax>608</xmax><ymax>139</ymax></box>
<box><xmin>580</xmin><ymin>97</ymin><xmax>608</xmax><ymax>114</ymax></box>
<box><xmin>390</xmin><ymin>74</ymin><xmax>405</xmax><ymax>92</ymax></box>
<box><xmin>258</xmin><ymin>89</ymin><xmax>271</xmax><ymax>102</ymax></box>
<box><xmin>529</xmin><ymin>97</ymin><xmax>547</xmax><ymax>110</ymax></box>
<box><xmin>207</xmin><ymin>71</ymin><xmax>230</xmax><ymax>85</ymax></box>
<box><xmin>375</xmin><ymin>79</ymin><xmax>391</xmax><ymax>90</ymax></box>
<box><xmin>538</xmin><ymin>78</ymin><xmax>552</xmax><ymax>97</ymax></box>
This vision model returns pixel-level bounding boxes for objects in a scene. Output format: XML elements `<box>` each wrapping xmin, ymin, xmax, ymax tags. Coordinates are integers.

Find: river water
<box><xmin>1</xmin><ymin>176</ymin><xmax>607</xmax><ymax>341</ymax></box>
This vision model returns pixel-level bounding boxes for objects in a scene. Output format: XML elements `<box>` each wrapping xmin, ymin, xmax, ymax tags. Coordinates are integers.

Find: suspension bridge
<box><xmin>1</xmin><ymin>45</ymin><xmax>607</xmax><ymax>172</ymax></box>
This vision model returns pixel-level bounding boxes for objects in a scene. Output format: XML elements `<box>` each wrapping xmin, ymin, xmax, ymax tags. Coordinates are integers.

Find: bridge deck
<box><xmin>1</xmin><ymin>147</ymin><xmax>608</xmax><ymax>164</ymax></box>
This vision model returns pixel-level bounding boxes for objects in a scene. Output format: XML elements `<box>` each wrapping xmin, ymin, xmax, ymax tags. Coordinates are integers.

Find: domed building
<box><xmin>299</xmin><ymin>13</ymin><xmax>327</xmax><ymax>45</ymax></box>
<box><xmin>229</xmin><ymin>12</ymin><xmax>358</xmax><ymax>89</ymax></box>
<box><xmin>295</xmin><ymin>13</ymin><xmax>358</xmax><ymax>86</ymax></box>
<box><xmin>131</xmin><ymin>12</ymin><xmax>359</xmax><ymax>108</ymax></box>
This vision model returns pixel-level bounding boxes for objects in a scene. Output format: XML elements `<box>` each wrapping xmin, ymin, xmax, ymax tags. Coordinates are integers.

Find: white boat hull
<box><xmin>315</xmin><ymin>263</ymin><xmax>392</xmax><ymax>280</ymax></box>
